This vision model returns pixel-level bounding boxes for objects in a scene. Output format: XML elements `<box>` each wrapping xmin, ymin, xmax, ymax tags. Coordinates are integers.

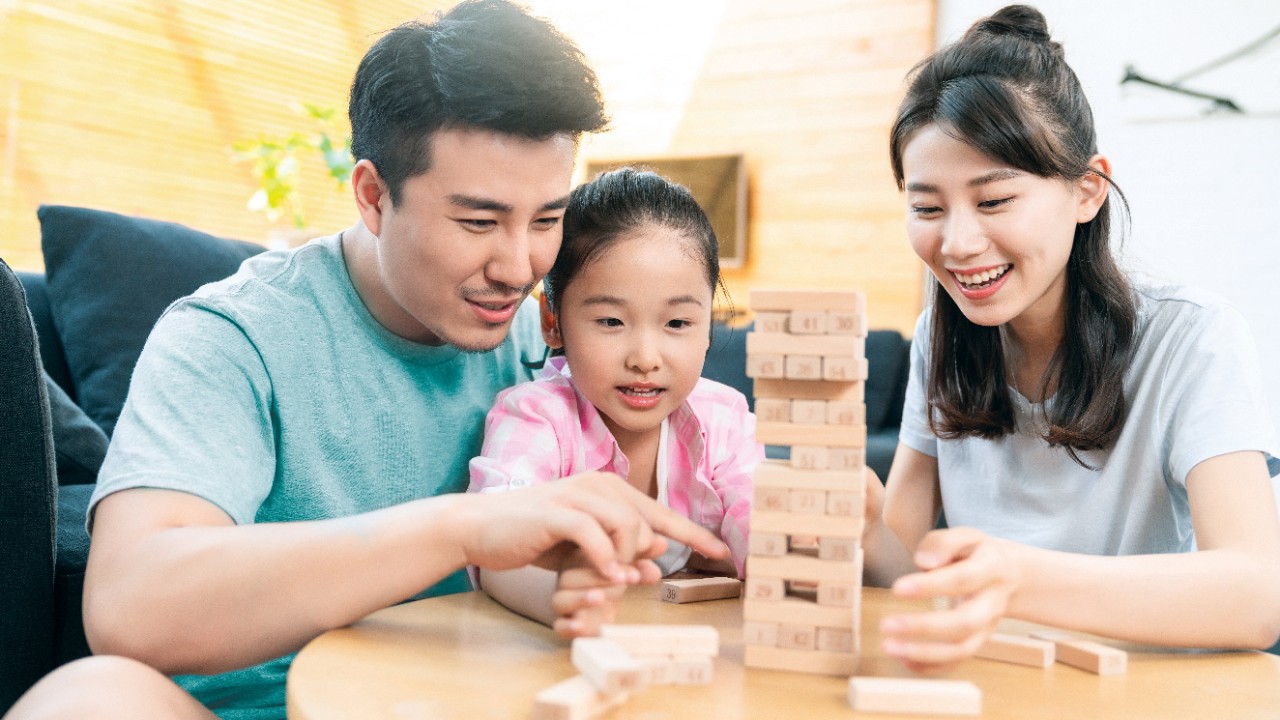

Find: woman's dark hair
<box><xmin>348</xmin><ymin>0</ymin><xmax>608</xmax><ymax>205</ymax></box>
<box><xmin>542</xmin><ymin>167</ymin><xmax>726</xmax><ymax>356</ymax></box>
<box><xmin>888</xmin><ymin>5</ymin><xmax>1137</xmax><ymax>464</ymax></box>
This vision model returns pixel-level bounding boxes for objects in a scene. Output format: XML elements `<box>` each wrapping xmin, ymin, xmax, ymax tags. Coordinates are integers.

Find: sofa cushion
<box><xmin>38</xmin><ymin>206</ymin><xmax>264</xmax><ymax>437</ymax></box>
<box><xmin>16</xmin><ymin>271</ymin><xmax>73</xmax><ymax>397</ymax></box>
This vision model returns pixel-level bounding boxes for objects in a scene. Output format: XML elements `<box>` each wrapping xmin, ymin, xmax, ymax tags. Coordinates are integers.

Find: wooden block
<box><xmin>752</xmin><ymin>510</ymin><xmax>865</xmax><ymax>539</ymax></box>
<box><xmin>632</xmin><ymin>655</ymin><xmax>675</xmax><ymax>686</ymax></box>
<box><xmin>754</xmin><ymin>378</ymin><xmax>864</xmax><ymax>403</ymax></box>
<box><xmin>743</xmin><ymin>597</ymin><xmax>857</xmax><ymax>629</ymax></box>
<box><xmin>755</xmin><ymin>461</ymin><xmax>865</xmax><ymax>494</ymax></box>
<box><xmin>754</xmin><ymin>397</ymin><xmax>791</xmax><ymax>423</ymax></box>
<box><xmin>790</xmin><ymin>446</ymin><xmax>829</xmax><ymax>470</ymax></box>
<box><xmin>826</xmin><ymin>401</ymin><xmax>866</xmax><ymax>426</ymax></box>
<box><xmin>747</xmin><ymin>333</ymin><xmax>864</xmax><ymax>358</ymax></box>
<box><xmin>822</xmin><ymin>356</ymin><xmax>870</xmax><ymax>381</ymax></box>
<box><xmin>753</xmin><ymin>311</ymin><xmax>788</xmax><ymax>334</ymax></box>
<box><xmin>975</xmin><ymin>633</ymin><xmax>1055</xmax><ymax>668</ymax></box>
<box><xmin>750</xmin><ymin>553</ymin><xmax>862</xmax><ymax>584</ymax></box>
<box><xmin>661</xmin><ymin>577</ymin><xmax>742</xmax><ymax>604</ymax></box>
<box><xmin>745</xmin><ymin>576</ymin><xmax>785</xmax><ymax>601</ymax></box>
<box><xmin>746</xmin><ymin>354</ymin><xmax>784</xmax><ymax>378</ymax></box>
<box><xmin>748</xmin><ymin>531</ymin><xmax>788</xmax><ymax>557</ymax></box>
<box><xmin>743</xmin><ymin>621</ymin><xmax>779</xmax><ymax>647</ymax></box>
<box><xmin>755</xmin><ymin>422</ymin><xmax>867</xmax><ymax>449</ymax></box>
<box><xmin>744</xmin><ymin>645</ymin><xmax>859</xmax><ymax>676</ymax></box>
<box><xmin>789</xmin><ymin>488</ymin><xmax>826</xmax><ymax>514</ymax></box>
<box><xmin>671</xmin><ymin>654</ymin><xmax>714</xmax><ymax>685</ymax></box>
<box><xmin>790</xmin><ymin>399</ymin><xmax>827</xmax><ymax>425</ymax></box>
<box><xmin>827</xmin><ymin>309</ymin><xmax>867</xmax><ymax>336</ymax></box>
<box><xmin>755</xmin><ymin>485</ymin><xmax>789</xmax><ymax>512</ymax></box>
<box><xmin>789</xmin><ymin>309</ymin><xmax>827</xmax><ymax>334</ymax></box>
<box><xmin>818</xmin><ymin>537</ymin><xmax>861</xmax><ymax>562</ymax></box>
<box><xmin>599</xmin><ymin>625</ymin><xmax>719</xmax><ymax>657</ymax></box>
<box><xmin>826</xmin><ymin>490</ymin><xmax>865</xmax><ymax>517</ymax></box>
<box><xmin>848</xmin><ymin>677</ymin><xmax>981</xmax><ymax>716</ymax></box>
<box><xmin>784</xmin><ymin>355</ymin><xmax>822</xmax><ymax>380</ymax></box>
<box><xmin>817</xmin><ymin>581</ymin><xmax>858</xmax><ymax>607</ymax></box>
<box><xmin>750</xmin><ymin>288</ymin><xmax>865</xmax><ymax>313</ymax></box>
<box><xmin>1029</xmin><ymin>631</ymin><xmax>1128</xmax><ymax>675</ymax></box>
<box><xmin>828</xmin><ymin>447</ymin><xmax>866</xmax><ymax>471</ymax></box>
<box><xmin>816</xmin><ymin>627</ymin><xmax>855</xmax><ymax>653</ymax></box>
<box><xmin>778</xmin><ymin>624</ymin><xmax>817</xmax><ymax>650</ymax></box>
<box><xmin>570</xmin><ymin>637</ymin><xmax>646</xmax><ymax>694</ymax></box>
<box><xmin>533</xmin><ymin>675</ymin><xmax>628</xmax><ymax>720</ymax></box>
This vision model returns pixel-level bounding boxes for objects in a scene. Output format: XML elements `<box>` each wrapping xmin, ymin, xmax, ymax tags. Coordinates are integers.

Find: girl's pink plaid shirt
<box><xmin>467</xmin><ymin>356</ymin><xmax>763</xmax><ymax>577</ymax></box>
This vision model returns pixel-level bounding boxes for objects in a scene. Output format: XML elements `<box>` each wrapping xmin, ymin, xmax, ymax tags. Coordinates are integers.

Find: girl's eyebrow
<box><xmin>579</xmin><ymin>294</ymin><xmax>705</xmax><ymax>307</ymax></box>
<box><xmin>668</xmin><ymin>295</ymin><xmax>705</xmax><ymax>307</ymax></box>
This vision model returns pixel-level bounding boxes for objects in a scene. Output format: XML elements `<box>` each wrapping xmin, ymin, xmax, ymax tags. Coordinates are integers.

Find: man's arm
<box><xmin>85</xmin><ymin>473</ymin><xmax>728</xmax><ymax>675</ymax></box>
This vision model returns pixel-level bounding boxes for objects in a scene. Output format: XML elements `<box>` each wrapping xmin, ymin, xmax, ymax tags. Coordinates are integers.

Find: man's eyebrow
<box><xmin>906</xmin><ymin>169</ymin><xmax>1022</xmax><ymax>194</ymax></box>
<box><xmin>446</xmin><ymin>194</ymin><xmax>572</xmax><ymax>212</ymax></box>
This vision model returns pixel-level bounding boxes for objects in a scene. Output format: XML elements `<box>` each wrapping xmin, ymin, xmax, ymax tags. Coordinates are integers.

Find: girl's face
<box><xmin>901</xmin><ymin>124</ymin><xmax>1108</xmax><ymax>338</ymax></box>
<box><xmin>549</xmin><ymin>226</ymin><xmax>713</xmax><ymax>447</ymax></box>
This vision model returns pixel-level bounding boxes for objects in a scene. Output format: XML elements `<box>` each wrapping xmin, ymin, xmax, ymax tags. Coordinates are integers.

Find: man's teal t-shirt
<box><xmin>91</xmin><ymin>232</ymin><xmax>545</xmax><ymax>719</ymax></box>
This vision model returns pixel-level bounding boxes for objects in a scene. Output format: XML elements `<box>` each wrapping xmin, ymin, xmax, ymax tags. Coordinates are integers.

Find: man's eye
<box><xmin>533</xmin><ymin>217</ymin><xmax>562</xmax><ymax>229</ymax></box>
<box><xmin>460</xmin><ymin>219</ymin><xmax>496</xmax><ymax>229</ymax></box>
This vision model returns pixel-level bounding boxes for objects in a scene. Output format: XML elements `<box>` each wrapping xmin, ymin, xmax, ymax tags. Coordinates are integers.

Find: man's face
<box><xmin>368</xmin><ymin>127</ymin><xmax>576</xmax><ymax>350</ymax></box>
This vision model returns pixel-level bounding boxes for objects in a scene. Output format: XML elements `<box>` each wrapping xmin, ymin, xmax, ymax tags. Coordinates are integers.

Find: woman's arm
<box><xmin>880</xmin><ymin>451</ymin><xmax>1280</xmax><ymax>670</ymax></box>
<box><xmin>862</xmin><ymin>442</ymin><xmax>943</xmax><ymax>587</ymax></box>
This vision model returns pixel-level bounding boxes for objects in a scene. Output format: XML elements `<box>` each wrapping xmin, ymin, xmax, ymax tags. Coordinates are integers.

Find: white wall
<box><xmin>938</xmin><ymin>0</ymin><xmax>1280</xmax><ymax>442</ymax></box>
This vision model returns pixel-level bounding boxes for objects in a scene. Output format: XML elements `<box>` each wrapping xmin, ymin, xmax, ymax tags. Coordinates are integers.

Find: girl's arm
<box><xmin>881</xmin><ymin>450</ymin><xmax>1280</xmax><ymax>670</ymax></box>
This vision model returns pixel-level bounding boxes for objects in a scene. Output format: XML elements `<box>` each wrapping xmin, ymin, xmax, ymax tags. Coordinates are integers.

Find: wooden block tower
<box><xmin>742</xmin><ymin>289</ymin><xmax>867</xmax><ymax>676</ymax></box>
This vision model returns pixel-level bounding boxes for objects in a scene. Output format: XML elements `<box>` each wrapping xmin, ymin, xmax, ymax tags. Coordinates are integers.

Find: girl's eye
<box><xmin>978</xmin><ymin>197</ymin><xmax>1014</xmax><ymax>209</ymax></box>
<box><xmin>667</xmin><ymin>319</ymin><xmax>693</xmax><ymax>329</ymax></box>
<box><xmin>596</xmin><ymin>317</ymin><xmax>623</xmax><ymax>328</ymax></box>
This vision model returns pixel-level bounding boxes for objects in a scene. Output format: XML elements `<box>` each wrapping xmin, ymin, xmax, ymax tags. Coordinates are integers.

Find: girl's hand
<box><xmin>879</xmin><ymin>527</ymin><xmax>1023</xmax><ymax>673</ymax></box>
<box><xmin>549</xmin><ymin>549</ymin><xmax>662</xmax><ymax>638</ymax></box>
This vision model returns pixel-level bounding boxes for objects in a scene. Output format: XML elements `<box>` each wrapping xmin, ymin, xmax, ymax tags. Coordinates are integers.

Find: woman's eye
<box><xmin>911</xmin><ymin>205</ymin><xmax>942</xmax><ymax>216</ymax></box>
<box><xmin>979</xmin><ymin>197</ymin><xmax>1014</xmax><ymax>209</ymax></box>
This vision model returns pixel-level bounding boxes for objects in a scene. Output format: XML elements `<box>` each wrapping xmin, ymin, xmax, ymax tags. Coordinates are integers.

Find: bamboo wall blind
<box><xmin>3</xmin><ymin>0</ymin><xmax>931</xmax><ymax>334</ymax></box>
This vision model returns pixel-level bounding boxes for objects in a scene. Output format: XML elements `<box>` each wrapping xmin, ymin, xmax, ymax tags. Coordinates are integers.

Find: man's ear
<box><xmin>540</xmin><ymin>293</ymin><xmax>563</xmax><ymax>349</ymax></box>
<box><xmin>1076</xmin><ymin>154</ymin><xmax>1112</xmax><ymax>223</ymax></box>
<box><xmin>352</xmin><ymin>159</ymin><xmax>388</xmax><ymax>237</ymax></box>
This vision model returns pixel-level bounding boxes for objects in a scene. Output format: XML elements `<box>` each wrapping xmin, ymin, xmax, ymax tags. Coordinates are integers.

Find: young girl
<box><xmin>468</xmin><ymin>167</ymin><xmax>763</xmax><ymax>635</ymax></box>
<box><xmin>865</xmin><ymin>4</ymin><xmax>1280</xmax><ymax>671</ymax></box>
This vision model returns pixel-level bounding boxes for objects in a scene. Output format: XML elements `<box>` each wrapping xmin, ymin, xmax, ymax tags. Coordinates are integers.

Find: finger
<box><xmin>882</xmin><ymin>631</ymin><xmax>988</xmax><ymax>670</ymax></box>
<box><xmin>911</xmin><ymin>527</ymin><xmax>986</xmax><ymax>570</ymax></box>
<box><xmin>551</xmin><ymin>587</ymin><xmax>607</xmax><ymax>618</ymax></box>
<box><xmin>880</xmin><ymin>596</ymin><xmax>1000</xmax><ymax>646</ymax></box>
<box><xmin>634</xmin><ymin>559</ymin><xmax>663</xmax><ymax>584</ymax></box>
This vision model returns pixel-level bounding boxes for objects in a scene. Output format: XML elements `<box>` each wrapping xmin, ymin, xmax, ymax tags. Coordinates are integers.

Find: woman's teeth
<box><xmin>955</xmin><ymin>264</ymin><xmax>1011</xmax><ymax>288</ymax></box>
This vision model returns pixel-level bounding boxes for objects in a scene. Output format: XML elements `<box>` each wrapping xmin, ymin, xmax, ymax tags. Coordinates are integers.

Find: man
<box><xmin>3</xmin><ymin>3</ymin><xmax>727</xmax><ymax>718</ymax></box>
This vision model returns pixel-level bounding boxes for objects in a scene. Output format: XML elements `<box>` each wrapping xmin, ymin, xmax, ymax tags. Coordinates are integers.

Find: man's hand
<box><xmin>548</xmin><ymin>548</ymin><xmax>663</xmax><ymax>638</ymax></box>
<box><xmin>879</xmin><ymin>527</ymin><xmax>1022</xmax><ymax>673</ymax></box>
<box><xmin>454</xmin><ymin>471</ymin><xmax>729</xmax><ymax>584</ymax></box>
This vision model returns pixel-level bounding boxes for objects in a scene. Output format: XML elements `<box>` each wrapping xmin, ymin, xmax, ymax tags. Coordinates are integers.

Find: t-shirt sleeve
<box><xmin>90</xmin><ymin>301</ymin><xmax>276</xmax><ymax>528</ymax></box>
<box><xmin>898</xmin><ymin>311</ymin><xmax>937</xmax><ymax>458</ymax></box>
<box><xmin>466</xmin><ymin>382</ymin><xmax>568</xmax><ymax>494</ymax></box>
<box><xmin>1161</xmin><ymin>300</ymin><xmax>1279</xmax><ymax>483</ymax></box>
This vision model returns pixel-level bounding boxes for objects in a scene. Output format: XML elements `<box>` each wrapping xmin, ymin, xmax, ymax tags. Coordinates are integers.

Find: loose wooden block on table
<box><xmin>749</xmin><ymin>288</ymin><xmax>866</xmax><ymax>313</ymax></box>
<box><xmin>975</xmin><ymin>633</ymin><xmax>1055</xmax><ymax>668</ymax></box>
<box><xmin>570</xmin><ymin>637</ymin><xmax>646</xmax><ymax>694</ymax></box>
<box><xmin>848</xmin><ymin>677</ymin><xmax>981</xmax><ymax>716</ymax></box>
<box><xmin>661</xmin><ymin>576</ymin><xmax>742</xmax><ymax>604</ymax></box>
<box><xmin>1029</xmin><ymin>631</ymin><xmax>1128</xmax><ymax>675</ymax></box>
<box><xmin>754</xmin><ymin>377</ymin><xmax>864</xmax><ymax>403</ymax></box>
<box><xmin>598</xmin><ymin>624</ymin><xmax>720</xmax><ymax>657</ymax></box>
<box><xmin>671</xmin><ymin>654</ymin><xmax>714</xmax><ymax>685</ymax></box>
<box><xmin>532</xmin><ymin>674</ymin><xmax>628</xmax><ymax>720</ymax></box>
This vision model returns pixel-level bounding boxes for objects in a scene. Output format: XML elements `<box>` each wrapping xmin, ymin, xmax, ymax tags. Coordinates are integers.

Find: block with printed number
<box><xmin>570</xmin><ymin>637</ymin><xmax>646</xmax><ymax>695</ymax></box>
<box><xmin>598</xmin><ymin>624</ymin><xmax>719</xmax><ymax>657</ymax></box>
<box><xmin>660</xmin><ymin>576</ymin><xmax>742</xmax><ymax>604</ymax></box>
<box><xmin>749</xmin><ymin>288</ymin><xmax>866</xmax><ymax>313</ymax></box>
<box><xmin>755</xmin><ymin>421</ymin><xmax>866</xmax><ymax>448</ymax></box>
<box><xmin>754</xmin><ymin>377</ymin><xmax>864</xmax><ymax>403</ymax></box>
<box><xmin>532</xmin><ymin>675</ymin><xmax>629</xmax><ymax>720</ymax></box>
<box><xmin>746</xmin><ymin>332</ymin><xmax>865</xmax><ymax>359</ymax></box>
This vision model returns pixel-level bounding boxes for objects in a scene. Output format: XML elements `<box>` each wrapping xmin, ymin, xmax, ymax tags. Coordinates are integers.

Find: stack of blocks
<box><xmin>742</xmin><ymin>289</ymin><xmax>868</xmax><ymax>676</ymax></box>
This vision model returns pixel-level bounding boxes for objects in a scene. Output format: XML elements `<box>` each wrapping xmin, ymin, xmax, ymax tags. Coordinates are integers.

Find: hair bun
<box><xmin>971</xmin><ymin>4</ymin><xmax>1051</xmax><ymax>44</ymax></box>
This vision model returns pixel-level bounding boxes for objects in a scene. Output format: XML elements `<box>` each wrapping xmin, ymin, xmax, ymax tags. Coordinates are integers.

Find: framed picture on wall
<box><xmin>584</xmin><ymin>154</ymin><xmax>748</xmax><ymax>269</ymax></box>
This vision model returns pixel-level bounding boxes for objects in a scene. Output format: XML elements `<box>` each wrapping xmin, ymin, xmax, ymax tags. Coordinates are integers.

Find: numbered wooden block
<box><xmin>789</xmin><ymin>310</ymin><xmax>827</xmax><ymax>334</ymax></box>
<box><xmin>532</xmin><ymin>675</ymin><xmax>628</xmax><ymax>720</ymax></box>
<box><xmin>826</xmin><ymin>490</ymin><xmax>864</xmax><ymax>517</ymax></box>
<box><xmin>748</xmin><ymin>532</ymin><xmax>788</xmax><ymax>557</ymax></box>
<box><xmin>754</xmin><ymin>311</ymin><xmax>788</xmax><ymax>334</ymax></box>
<box><xmin>756</xmin><ymin>422</ymin><xmax>867</xmax><ymax>449</ymax></box>
<box><xmin>789</xmin><ymin>489</ymin><xmax>826</xmax><ymax>514</ymax></box>
<box><xmin>816</xmin><ymin>627</ymin><xmax>855</xmax><ymax>653</ymax></box>
<box><xmin>784</xmin><ymin>355</ymin><xmax>822</xmax><ymax>380</ymax></box>
<box><xmin>848</xmin><ymin>677</ymin><xmax>981</xmax><ymax>716</ymax></box>
<box><xmin>818</xmin><ymin>537</ymin><xmax>860</xmax><ymax>562</ymax></box>
<box><xmin>827</xmin><ymin>310</ymin><xmax>866</xmax><ymax>336</ymax></box>
<box><xmin>754</xmin><ymin>377</ymin><xmax>865</xmax><ymax>403</ymax></box>
<box><xmin>755</xmin><ymin>486</ymin><xmax>789</xmax><ymax>512</ymax></box>
<box><xmin>598</xmin><ymin>625</ymin><xmax>719</xmax><ymax>657</ymax></box>
<box><xmin>826</xmin><ymin>401</ymin><xmax>865</xmax><ymax>426</ymax></box>
<box><xmin>746</xmin><ymin>353</ymin><xmax>784</xmax><ymax>379</ymax></box>
<box><xmin>754</xmin><ymin>398</ymin><xmax>791</xmax><ymax>423</ymax></box>
<box><xmin>1029</xmin><ymin>631</ymin><xmax>1128</xmax><ymax>675</ymax></box>
<box><xmin>750</xmin><ymin>289</ymin><xmax>865</xmax><ymax>313</ymax></box>
<box><xmin>828</xmin><ymin>447</ymin><xmax>866</xmax><ymax>471</ymax></box>
<box><xmin>570</xmin><ymin>637</ymin><xmax>646</xmax><ymax>694</ymax></box>
<box><xmin>817</xmin><ymin>582</ymin><xmax>858</xmax><ymax>607</ymax></box>
<box><xmin>671</xmin><ymin>654</ymin><xmax>714</xmax><ymax>685</ymax></box>
<box><xmin>745</xmin><ymin>576</ymin><xmax>785</xmax><ymax>601</ymax></box>
<box><xmin>778</xmin><ymin>624</ymin><xmax>817</xmax><ymax>651</ymax></box>
<box><xmin>744</xmin><ymin>645</ymin><xmax>859</xmax><ymax>676</ymax></box>
<box><xmin>743</xmin><ymin>597</ymin><xmax>857</xmax><ymax>629</ymax></box>
<box><xmin>743</xmin><ymin>621</ymin><xmax>780</xmax><ymax>647</ymax></box>
<box><xmin>823</xmin><ymin>356</ymin><xmax>869</xmax><ymax>381</ymax></box>
<box><xmin>791</xmin><ymin>399</ymin><xmax>827</xmax><ymax>425</ymax></box>
<box><xmin>791</xmin><ymin>445</ymin><xmax>830</xmax><ymax>470</ymax></box>
<box><xmin>975</xmin><ymin>633</ymin><xmax>1055</xmax><ymax>668</ymax></box>
<box><xmin>661</xmin><ymin>577</ymin><xmax>742</xmax><ymax>604</ymax></box>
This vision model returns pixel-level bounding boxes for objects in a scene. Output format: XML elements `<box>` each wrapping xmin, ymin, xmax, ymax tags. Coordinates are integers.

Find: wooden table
<box><xmin>288</xmin><ymin>586</ymin><xmax>1280</xmax><ymax>719</ymax></box>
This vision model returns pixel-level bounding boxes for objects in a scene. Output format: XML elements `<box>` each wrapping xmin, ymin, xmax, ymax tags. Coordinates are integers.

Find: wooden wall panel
<box><xmin>0</xmin><ymin>0</ymin><xmax>447</xmax><ymax>271</ymax></box>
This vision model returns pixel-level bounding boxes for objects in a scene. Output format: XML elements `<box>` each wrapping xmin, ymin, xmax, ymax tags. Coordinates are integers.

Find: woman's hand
<box><xmin>879</xmin><ymin>527</ymin><xmax>1023</xmax><ymax>673</ymax></box>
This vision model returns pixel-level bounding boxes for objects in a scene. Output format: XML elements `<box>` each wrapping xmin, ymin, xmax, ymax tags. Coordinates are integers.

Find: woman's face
<box><xmin>901</xmin><ymin>124</ymin><xmax>1107</xmax><ymax>338</ymax></box>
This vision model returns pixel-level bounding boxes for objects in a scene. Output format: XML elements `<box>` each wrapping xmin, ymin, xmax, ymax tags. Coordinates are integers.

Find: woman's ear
<box><xmin>539</xmin><ymin>293</ymin><xmax>563</xmax><ymax>349</ymax></box>
<box><xmin>1075</xmin><ymin>154</ymin><xmax>1113</xmax><ymax>223</ymax></box>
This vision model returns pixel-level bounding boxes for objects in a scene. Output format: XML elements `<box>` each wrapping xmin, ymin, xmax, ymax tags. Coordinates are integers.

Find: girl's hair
<box><xmin>888</xmin><ymin>5</ymin><xmax>1137</xmax><ymax>463</ymax></box>
<box><xmin>544</xmin><ymin>166</ymin><xmax>725</xmax><ymax>319</ymax></box>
